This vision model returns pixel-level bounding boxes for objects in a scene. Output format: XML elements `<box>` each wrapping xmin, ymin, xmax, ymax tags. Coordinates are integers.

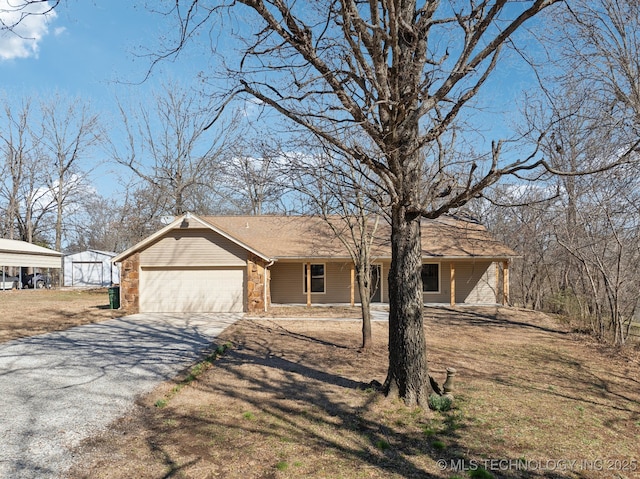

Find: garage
<box><xmin>112</xmin><ymin>214</ymin><xmax>270</xmax><ymax>314</ymax></box>
<box><xmin>140</xmin><ymin>267</ymin><xmax>245</xmax><ymax>313</ymax></box>
<box><xmin>63</xmin><ymin>250</ymin><xmax>120</xmax><ymax>287</ymax></box>
<box><xmin>73</xmin><ymin>262</ymin><xmax>103</xmax><ymax>285</ymax></box>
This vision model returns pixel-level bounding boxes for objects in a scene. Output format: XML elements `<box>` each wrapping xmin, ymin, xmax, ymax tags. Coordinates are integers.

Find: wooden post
<box><xmin>306</xmin><ymin>262</ymin><xmax>311</xmax><ymax>307</ymax></box>
<box><xmin>495</xmin><ymin>261</ymin><xmax>500</xmax><ymax>302</ymax></box>
<box><xmin>502</xmin><ymin>260</ymin><xmax>510</xmax><ymax>306</ymax></box>
<box><xmin>350</xmin><ymin>263</ymin><xmax>355</xmax><ymax>306</ymax></box>
<box><xmin>450</xmin><ymin>263</ymin><xmax>456</xmax><ymax>307</ymax></box>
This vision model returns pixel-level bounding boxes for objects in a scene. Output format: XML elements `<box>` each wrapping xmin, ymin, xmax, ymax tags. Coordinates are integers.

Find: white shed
<box><xmin>63</xmin><ymin>250</ymin><xmax>120</xmax><ymax>287</ymax></box>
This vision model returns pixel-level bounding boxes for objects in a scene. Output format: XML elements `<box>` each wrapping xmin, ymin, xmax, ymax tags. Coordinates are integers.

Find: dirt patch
<box><xmin>67</xmin><ymin>307</ymin><xmax>640</xmax><ymax>479</ymax></box>
<box><xmin>0</xmin><ymin>288</ymin><xmax>119</xmax><ymax>342</ymax></box>
<box><xmin>247</xmin><ymin>304</ymin><xmax>364</xmax><ymax>318</ymax></box>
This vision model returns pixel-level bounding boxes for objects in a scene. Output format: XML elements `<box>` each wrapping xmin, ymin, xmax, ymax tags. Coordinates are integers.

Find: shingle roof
<box><xmin>201</xmin><ymin>215</ymin><xmax>516</xmax><ymax>260</ymax></box>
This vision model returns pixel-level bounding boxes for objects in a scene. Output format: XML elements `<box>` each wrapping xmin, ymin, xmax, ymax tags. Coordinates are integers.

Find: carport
<box><xmin>0</xmin><ymin>238</ymin><xmax>62</xmax><ymax>289</ymax></box>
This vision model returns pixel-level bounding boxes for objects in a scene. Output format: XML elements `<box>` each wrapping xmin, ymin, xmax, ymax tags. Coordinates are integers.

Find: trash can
<box><xmin>108</xmin><ymin>286</ymin><xmax>120</xmax><ymax>309</ymax></box>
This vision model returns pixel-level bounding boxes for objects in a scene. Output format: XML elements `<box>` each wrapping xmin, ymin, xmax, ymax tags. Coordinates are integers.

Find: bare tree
<box><xmin>289</xmin><ymin>143</ymin><xmax>385</xmax><ymax>350</ymax></box>
<box><xmin>38</xmin><ymin>94</ymin><xmax>102</xmax><ymax>252</ymax></box>
<box><xmin>0</xmin><ymin>99</ymin><xmax>33</xmax><ymax>239</ymax></box>
<box><xmin>0</xmin><ymin>98</ymin><xmax>56</xmax><ymax>245</ymax></box>
<box><xmin>111</xmin><ymin>81</ymin><xmax>237</xmax><ymax>217</ymax></box>
<box><xmin>154</xmin><ymin>0</ymin><xmax>585</xmax><ymax>406</ymax></box>
<box><xmin>551</xmin><ymin>0</ymin><xmax>640</xmax><ymax>135</ymax></box>
<box><xmin>554</xmin><ymin>167</ymin><xmax>640</xmax><ymax>345</ymax></box>
<box><xmin>500</xmin><ymin>0</ymin><xmax>640</xmax><ymax>345</ymax></box>
<box><xmin>64</xmin><ymin>186</ymin><xmax>164</xmax><ymax>254</ymax></box>
<box><xmin>471</xmin><ymin>184</ymin><xmax>559</xmax><ymax>311</ymax></box>
<box><xmin>0</xmin><ymin>0</ymin><xmax>59</xmax><ymax>31</ymax></box>
<box><xmin>217</xmin><ymin>139</ymin><xmax>288</xmax><ymax>214</ymax></box>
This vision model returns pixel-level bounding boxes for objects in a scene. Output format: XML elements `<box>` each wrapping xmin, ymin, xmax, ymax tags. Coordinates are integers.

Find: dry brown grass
<box><xmin>65</xmin><ymin>306</ymin><xmax>640</xmax><ymax>479</ymax></box>
<box><xmin>248</xmin><ymin>304</ymin><xmax>364</xmax><ymax>318</ymax></box>
<box><xmin>0</xmin><ymin>288</ymin><xmax>119</xmax><ymax>342</ymax></box>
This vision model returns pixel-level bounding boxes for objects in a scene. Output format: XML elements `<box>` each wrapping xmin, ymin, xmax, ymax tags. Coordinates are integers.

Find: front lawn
<box><xmin>0</xmin><ymin>288</ymin><xmax>118</xmax><ymax>342</ymax></box>
<box><xmin>68</xmin><ymin>307</ymin><xmax>640</xmax><ymax>479</ymax></box>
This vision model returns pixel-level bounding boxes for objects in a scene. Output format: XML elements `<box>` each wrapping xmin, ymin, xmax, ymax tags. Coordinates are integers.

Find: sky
<box><xmin>0</xmin><ymin>1</ymin><xmax>200</xmax><ymax>198</ymax></box>
<box><xmin>0</xmin><ymin>1</ymin><xmax>543</xmax><ymax>202</ymax></box>
<box><xmin>0</xmin><ymin>1</ymin><xmax>185</xmax><ymax>99</ymax></box>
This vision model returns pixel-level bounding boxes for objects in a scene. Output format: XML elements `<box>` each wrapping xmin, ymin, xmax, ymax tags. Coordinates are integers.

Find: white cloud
<box><xmin>0</xmin><ymin>0</ymin><xmax>57</xmax><ymax>61</ymax></box>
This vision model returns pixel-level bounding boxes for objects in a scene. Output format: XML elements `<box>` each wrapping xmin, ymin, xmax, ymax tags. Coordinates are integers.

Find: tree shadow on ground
<box><xmin>426</xmin><ymin>305</ymin><xmax>569</xmax><ymax>335</ymax></box>
<box><xmin>132</xmin><ymin>318</ymin><xmax>581</xmax><ymax>479</ymax></box>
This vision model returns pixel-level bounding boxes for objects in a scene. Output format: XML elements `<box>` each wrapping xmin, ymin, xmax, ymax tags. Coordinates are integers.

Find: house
<box><xmin>62</xmin><ymin>250</ymin><xmax>120</xmax><ymax>287</ymax></box>
<box><xmin>111</xmin><ymin>213</ymin><xmax>517</xmax><ymax>314</ymax></box>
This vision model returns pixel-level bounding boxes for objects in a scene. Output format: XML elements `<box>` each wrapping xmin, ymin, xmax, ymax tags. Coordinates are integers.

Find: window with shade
<box><xmin>421</xmin><ymin>263</ymin><xmax>440</xmax><ymax>293</ymax></box>
<box><xmin>303</xmin><ymin>263</ymin><xmax>325</xmax><ymax>293</ymax></box>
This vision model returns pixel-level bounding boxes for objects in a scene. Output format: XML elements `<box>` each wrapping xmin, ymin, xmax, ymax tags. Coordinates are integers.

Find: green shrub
<box><xmin>469</xmin><ymin>467</ymin><xmax>494</xmax><ymax>479</ymax></box>
<box><xmin>431</xmin><ymin>440</ymin><xmax>445</xmax><ymax>450</ymax></box>
<box><xmin>375</xmin><ymin>439</ymin><xmax>391</xmax><ymax>451</ymax></box>
<box><xmin>428</xmin><ymin>394</ymin><xmax>452</xmax><ymax>412</ymax></box>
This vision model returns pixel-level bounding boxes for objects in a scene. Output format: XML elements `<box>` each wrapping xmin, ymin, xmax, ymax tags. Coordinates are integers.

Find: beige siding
<box><xmin>432</xmin><ymin>260</ymin><xmax>496</xmax><ymax>304</ymax></box>
<box><xmin>270</xmin><ymin>261</ymin><xmax>353</xmax><ymax>304</ymax></box>
<box><xmin>140</xmin><ymin>229</ymin><xmax>247</xmax><ymax>267</ymax></box>
<box><xmin>457</xmin><ymin>261</ymin><xmax>496</xmax><ymax>304</ymax></box>
<box><xmin>326</xmin><ymin>262</ymin><xmax>354</xmax><ymax>303</ymax></box>
<box><xmin>270</xmin><ymin>259</ymin><xmax>499</xmax><ymax>305</ymax></box>
<box><xmin>420</xmin><ymin>260</ymin><xmax>497</xmax><ymax>305</ymax></box>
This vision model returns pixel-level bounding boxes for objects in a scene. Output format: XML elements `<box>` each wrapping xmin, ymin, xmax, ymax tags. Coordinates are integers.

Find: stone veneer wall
<box><xmin>119</xmin><ymin>252</ymin><xmax>140</xmax><ymax>314</ymax></box>
<box><xmin>247</xmin><ymin>253</ymin><xmax>269</xmax><ymax>313</ymax></box>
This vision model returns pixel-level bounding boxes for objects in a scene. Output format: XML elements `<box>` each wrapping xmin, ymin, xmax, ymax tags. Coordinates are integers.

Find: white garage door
<box><xmin>140</xmin><ymin>267</ymin><xmax>245</xmax><ymax>313</ymax></box>
<box><xmin>73</xmin><ymin>262</ymin><xmax>103</xmax><ymax>286</ymax></box>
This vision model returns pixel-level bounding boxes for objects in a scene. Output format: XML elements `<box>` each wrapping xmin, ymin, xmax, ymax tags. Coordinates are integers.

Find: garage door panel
<box><xmin>140</xmin><ymin>268</ymin><xmax>244</xmax><ymax>313</ymax></box>
<box><xmin>72</xmin><ymin>262</ymin><xmax>103</xmax><ymax>286</ymax></box>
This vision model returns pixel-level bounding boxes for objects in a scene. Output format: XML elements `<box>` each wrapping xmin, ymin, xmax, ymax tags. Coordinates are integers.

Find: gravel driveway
<box><xmin>0</xmin><ymin>313</ymin><xmax>240</xmax><ymax>479</ymax></box>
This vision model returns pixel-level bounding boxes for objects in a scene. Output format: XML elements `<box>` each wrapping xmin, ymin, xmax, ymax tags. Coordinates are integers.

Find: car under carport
<box><xmin>0</xmin><ymin>238</ymin><xmax>62</xmax><ymax>288</ymax></box>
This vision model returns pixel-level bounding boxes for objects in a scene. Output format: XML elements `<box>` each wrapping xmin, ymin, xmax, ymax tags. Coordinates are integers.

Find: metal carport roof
<box><xmin>0</xmin><ymin>239</ymin><xmax>62</xmax><ymax>269</ymax></box>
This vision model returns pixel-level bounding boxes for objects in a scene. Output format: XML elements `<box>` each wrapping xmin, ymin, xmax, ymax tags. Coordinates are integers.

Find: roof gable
<box><xmin>112</xmin><ymin>214</ymin><xmax>271</xmax><ymax>263</ymax></box>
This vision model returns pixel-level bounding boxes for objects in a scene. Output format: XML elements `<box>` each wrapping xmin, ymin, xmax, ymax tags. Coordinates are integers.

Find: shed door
<box><xmin>72</xmin><ymin>262</ymin><xmax>103</xmax><ymax>286</ymax></box>
<box><xmin>140</xmin><ymin>267</ymin><xmax>245</xmax><ymax>313</ymax></box>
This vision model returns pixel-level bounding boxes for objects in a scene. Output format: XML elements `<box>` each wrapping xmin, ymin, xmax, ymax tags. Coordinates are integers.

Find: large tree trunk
<box><xmin>384</xmin><ymin>204</ymin><xmax>431</xmax><ymax>406</ymax></box>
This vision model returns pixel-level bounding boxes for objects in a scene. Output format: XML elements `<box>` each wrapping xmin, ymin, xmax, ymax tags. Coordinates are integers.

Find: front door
<box><xmin>370</xmin><ymin>265</ymin><xmax>381</xmax><ymax>302</ymax></box>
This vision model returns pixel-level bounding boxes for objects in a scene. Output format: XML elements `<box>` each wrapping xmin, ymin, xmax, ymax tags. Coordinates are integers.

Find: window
<box><xmin>421</xmin><ymin>263</ymin><xmax>439</xmax><ymax>293</ymax></box>
<box><xmin>303</xmin><ymin>263</ymin><xmax>325</xmax><ymax>293</ymax></box>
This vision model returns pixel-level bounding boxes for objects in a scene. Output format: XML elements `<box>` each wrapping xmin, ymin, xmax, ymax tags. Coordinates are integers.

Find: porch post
<box><xmin>306</xmin><ymin>262</ymin><xmax>311</xmax><ymax>307</ymax></box>
<box><xmin>502</xmin><ymin>260</ymin><xmax>510</xmax><ymax>306</ymax></box>
<box><xmin>450</xmin><ymin>262</ymin><xmax>456</xmax><ymax>307</ymax></box>
<box><xmin>495</xmin><ymin>261</ymin><xmax>500</xmax><ymax>302</ymax></box>
<box><xmin>350</xmin><ymin>263</ymin><xmax>355</xmax><ymax>306</ymax></box>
